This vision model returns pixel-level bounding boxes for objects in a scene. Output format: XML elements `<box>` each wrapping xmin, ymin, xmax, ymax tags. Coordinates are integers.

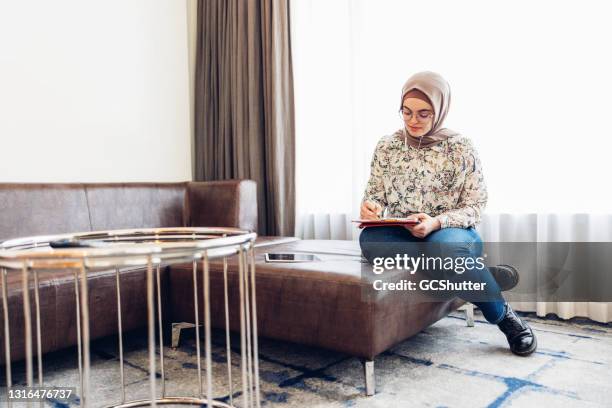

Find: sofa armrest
<box><xmin>184</xmin><ymin>180</ymin><xmax>258</xmax><ymax>232</ymax></box>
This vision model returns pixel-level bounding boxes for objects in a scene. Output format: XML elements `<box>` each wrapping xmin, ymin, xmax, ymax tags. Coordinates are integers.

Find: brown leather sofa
<box><xmin>0</xmin><ymin>180</ymin><xmax>262</xmax><ymax>365</ymax></box>
<box><xmin>0</xmin><ymin>180</ymin><xmax>466</xmax><ymax>395</ymax></box>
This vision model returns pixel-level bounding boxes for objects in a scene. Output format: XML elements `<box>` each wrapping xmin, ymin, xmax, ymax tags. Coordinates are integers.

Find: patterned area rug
<box><xmin>2</xmin><ymin>310</ymin><xmax>611</xmax><ymax>407</ymax></box>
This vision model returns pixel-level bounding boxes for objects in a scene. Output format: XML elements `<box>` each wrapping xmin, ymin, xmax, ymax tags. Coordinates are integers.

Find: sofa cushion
<box><xmin>185</xmin><ymin>180</ymin><xmax>257</xmax><ymax>232</ymax></box>
<box><xmin>85</xmin><ymin>183</ymin><xmax>187</xmax><ymax>230</ymax></box>
<box><xmin>0</xmin><ymin>184</ymin><xmax>91</xmax><ymax>241</ymax></box>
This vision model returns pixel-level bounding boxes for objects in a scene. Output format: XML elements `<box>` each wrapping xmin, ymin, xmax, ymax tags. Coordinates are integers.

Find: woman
<box><xmin>359</xmin><ymin>71</ymin><xmax>537</xmax><ymax>356</ymax></box>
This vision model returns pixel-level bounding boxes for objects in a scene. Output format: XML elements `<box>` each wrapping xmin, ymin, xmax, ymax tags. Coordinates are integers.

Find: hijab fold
<box><xmin>397</xmin><ymin>71</ymin><xmax>460</xmax><ymax>149</ymax></box>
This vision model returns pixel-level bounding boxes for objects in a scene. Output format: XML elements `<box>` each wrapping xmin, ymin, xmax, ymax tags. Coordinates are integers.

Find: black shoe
<box><xmin>489</xmin><ymin>264</ymin><xmax>520</xmax><ymax>291</ymax></box>
<box><xmin>497</xmin><ymin>303</ymin><xmax>537</xmax><ymax>356</ymax></box>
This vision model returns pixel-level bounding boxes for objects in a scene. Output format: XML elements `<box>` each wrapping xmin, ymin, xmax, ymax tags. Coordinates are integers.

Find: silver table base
<box><xmin>0</xmin><ymin>227</ymin><xmax>260</xmax><ymax>408</ymax></box>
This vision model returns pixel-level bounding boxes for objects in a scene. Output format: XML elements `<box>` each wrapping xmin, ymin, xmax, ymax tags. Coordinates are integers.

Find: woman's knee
<box><xmin>427</xmin><ymin>227</ymin><xmax>482</xmax><ymax>257</ymax></box>
<box><xmin>427</xmin><ymin>227</ymin><xmax>480</xmax><ymax>243</ymax></box>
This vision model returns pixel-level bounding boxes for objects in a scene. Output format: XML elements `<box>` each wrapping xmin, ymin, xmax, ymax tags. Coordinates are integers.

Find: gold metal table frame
<box><xmin>0</xmin><ymin>227</ymin><xmax>261</xmax><ymax>408</ymax></box>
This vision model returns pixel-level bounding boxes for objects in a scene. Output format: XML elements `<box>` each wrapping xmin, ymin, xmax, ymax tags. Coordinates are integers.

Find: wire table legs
<box><xmin>1</xmin><ymin>240</ymin><xmax>260</xmax><ymax>408</ymax></box>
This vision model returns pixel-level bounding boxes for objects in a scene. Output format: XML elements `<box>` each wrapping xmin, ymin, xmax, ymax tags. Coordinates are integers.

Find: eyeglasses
<box><xmin>400</xmin><ymin>107</ymin><xmax>434</xmax><ymax>122</ymax></box>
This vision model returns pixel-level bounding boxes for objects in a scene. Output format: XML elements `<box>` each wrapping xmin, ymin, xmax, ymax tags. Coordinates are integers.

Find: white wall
<box><xmin>0</xmin><ymin>0</ymin><xmax>192</xmax><ymax>182</ymax></box>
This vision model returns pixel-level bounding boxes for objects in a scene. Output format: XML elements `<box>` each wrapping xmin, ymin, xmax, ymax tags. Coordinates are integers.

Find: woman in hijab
<box><xmin>359</xmin><ymin>71</ymin><xmax>537</xmax><ymax>356</ymax></box>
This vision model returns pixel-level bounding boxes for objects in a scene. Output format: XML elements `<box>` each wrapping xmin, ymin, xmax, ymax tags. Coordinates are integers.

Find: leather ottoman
<box><xmin>167</xmin><ymin>239</ymin><xmax>468</xmax><ymax>395</ymax></box>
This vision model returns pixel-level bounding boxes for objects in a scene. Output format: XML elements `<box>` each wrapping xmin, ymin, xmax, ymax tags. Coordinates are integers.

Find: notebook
<box><xmin>352</xmin><ymin>218</ymin><xmax>421</xmax><ymax>229</ymax></box>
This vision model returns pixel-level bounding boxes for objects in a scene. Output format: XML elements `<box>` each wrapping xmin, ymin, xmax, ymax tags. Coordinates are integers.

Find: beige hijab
<box><xmin>396</xmin><ymin>71</ymin><xmax>459</xmax><ymax>149</ymax></box>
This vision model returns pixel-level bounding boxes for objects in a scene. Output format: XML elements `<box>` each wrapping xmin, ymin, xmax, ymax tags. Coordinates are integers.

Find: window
<box><xmin>292</xmin><ymin>0</ymin><xmax>612</xmax><ymax>221</ymax></box>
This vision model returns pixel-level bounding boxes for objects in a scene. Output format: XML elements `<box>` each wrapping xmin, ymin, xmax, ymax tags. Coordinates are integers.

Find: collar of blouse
<box><xmin>390</xmin><ymin>133</ymin><xmax>450</xmax><ymax>154</ymax></box>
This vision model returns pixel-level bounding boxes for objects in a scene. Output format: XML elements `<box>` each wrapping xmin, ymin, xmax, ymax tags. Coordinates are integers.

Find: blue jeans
<box><xmin>359</xmin><ymin>226</ymin><xmax>506</xmax><ymax>324</ymax></box>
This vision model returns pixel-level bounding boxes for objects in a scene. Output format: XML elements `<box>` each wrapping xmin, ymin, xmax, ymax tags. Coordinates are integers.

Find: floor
<box><xmin>2</xmin><ymin>310</ymin><xmax>611</xmax><ymax>408</ymax></box>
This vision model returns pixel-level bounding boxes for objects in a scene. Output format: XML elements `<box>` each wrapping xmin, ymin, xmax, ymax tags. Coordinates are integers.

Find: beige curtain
<box><xmin>194</xmin><ymin>0</ymin><xmax>295</xmax><ymax>236</ymax></box>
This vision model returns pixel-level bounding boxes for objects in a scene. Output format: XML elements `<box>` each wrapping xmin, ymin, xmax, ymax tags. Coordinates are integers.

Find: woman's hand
<box><xmin>405</xmin><ymin>213</ymin><xmax>441</xmax><ymax>238</ymax></box>
<box><xmin>360</xmin><ymin>200</ymin><xmax>382</xmax><ymax>220</ymax></box>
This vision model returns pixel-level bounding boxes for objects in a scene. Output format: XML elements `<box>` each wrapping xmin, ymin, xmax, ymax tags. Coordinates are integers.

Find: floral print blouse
<box><xmin>362</xmin><ymin>132</ymin><xmax>488</xmax><ymax>229</ymax></box>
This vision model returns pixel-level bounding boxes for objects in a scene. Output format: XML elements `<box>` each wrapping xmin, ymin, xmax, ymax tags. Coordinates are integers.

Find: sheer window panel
<box><xmin>292</xmin><ymin>0</ymin><xmax>612</xmax><ymax>227</ymax></box>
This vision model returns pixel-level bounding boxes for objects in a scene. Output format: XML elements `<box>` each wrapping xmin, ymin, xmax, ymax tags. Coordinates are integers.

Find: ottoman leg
<box><xmin>171</xmin><ymin>322</ymin><xmax>199</xmax><ymax>349</ymax></box>
<box><xmin>363</xmin><ymin>359</ymin><xmax>375</xmax><ymax>396</ymax></box>
<box><xmin>464</xmin><ymin>303</ymin><xmax>475</xmax><ymax>327</ymax></box>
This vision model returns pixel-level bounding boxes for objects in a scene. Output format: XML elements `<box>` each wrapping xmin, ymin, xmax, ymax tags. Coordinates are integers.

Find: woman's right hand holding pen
<box><xmin>360</xmin><ymin>200</ymin><xmax>382</xmax><ymax>220</ymax></box>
